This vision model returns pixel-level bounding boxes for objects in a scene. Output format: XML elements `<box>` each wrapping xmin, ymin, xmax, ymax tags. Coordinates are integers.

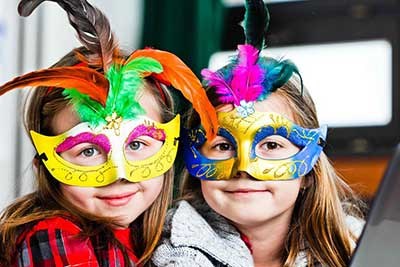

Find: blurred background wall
<box><xmin>1</xmin><ymin>0</ymin><xmax>397</xmax><ymax>209</ymax></box>
<box><xmin>0</xmin><ymin>0</ymin><xmax>144</xmax><ymax>208</ymax></box>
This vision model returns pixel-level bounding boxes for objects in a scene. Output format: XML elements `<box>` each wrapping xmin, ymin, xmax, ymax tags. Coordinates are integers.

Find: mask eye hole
<box><xmin>124</xmin><ymin>136</ymin><xmax>164</xmax><ymax>161</ymax></box>
<box><xmin>255</xmin><ymin>135</ymin><xmax>300</xmax><ymax>160</ymax></box>
<box><xmin>200</xmin><ymin>135</ymin><xmax>236</xmax><ymax>160</ymax></box>
<box><xmin>59</xmin><ymin>143</ymin><xmax>108</xmax><ymax>166</ymax></box>
<box><xmin>56</xmin><ymin>132</ymin><xmax>111</xmax><ymax>166</ymax></box>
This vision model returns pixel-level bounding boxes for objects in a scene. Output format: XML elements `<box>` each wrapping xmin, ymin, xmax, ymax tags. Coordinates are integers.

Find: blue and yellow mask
<box><xmin>184</xmin><ymin>109</ymin><xmax>326</xmax><ymax>181</ymax></box>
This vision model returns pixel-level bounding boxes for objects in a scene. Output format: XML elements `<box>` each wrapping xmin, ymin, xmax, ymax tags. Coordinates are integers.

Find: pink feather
<box><xmin>231</xmin><ymin>44</ymin><xmax>264</xmax><ymax>102</ymax></box>
<box><xmin>201</xmin><ymin>44</ymin><xmax>264</xmax><ymax>105</ymax></box>
<box><xmin>237</xmin><ymin>44</ymin><xmax>259</xmax><ymax>66</ymax></box>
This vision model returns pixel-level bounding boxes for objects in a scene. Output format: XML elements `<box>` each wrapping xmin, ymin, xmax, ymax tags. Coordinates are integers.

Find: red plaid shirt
<box><xmin>14</xmin><ymin>217</ymin><xmax>138</xmax><ymax>267</ymax></box>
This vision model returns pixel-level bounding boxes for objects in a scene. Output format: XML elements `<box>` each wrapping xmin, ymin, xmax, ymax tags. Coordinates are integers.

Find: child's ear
<box><xmin>32</xmin><ymin>157</ymin><xmax>39</xmax><ymax>171</ymax></box>
<box><xmin>300</xmin><ymin>176</ymin><xmax>311</xmax><ymax>190</ymax></box>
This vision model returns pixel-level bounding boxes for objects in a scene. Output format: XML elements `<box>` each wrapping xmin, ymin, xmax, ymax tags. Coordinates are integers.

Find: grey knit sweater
<box><xmin>152</xmin><ymin>200</ymin><xmax>364</xmax><ymax>267</ymax></box>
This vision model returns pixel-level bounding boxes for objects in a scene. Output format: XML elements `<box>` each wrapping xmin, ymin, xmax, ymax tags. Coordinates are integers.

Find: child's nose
<box><xmin>116</xmin><ymin>163</ymin><xmax>127</xmax><ymax>181</ymax></box>
<box><xmin>111</xmin><ymin>150</ymin><xmax>128</xmax><ymax>181</ymax></box>
<box><xmin>236</xmin><ymin>141</ymin><xmax>252</xmax><ymax>172</ymax></box>
<box><xmin>232</xmin><ymin>170</ymin><xmax>253</xmax><ymax>180</ymax></box>
<box><xmin>236</xmin><ymin>156</ymin><xmax>250</xmax><ymax>173</ymax></box>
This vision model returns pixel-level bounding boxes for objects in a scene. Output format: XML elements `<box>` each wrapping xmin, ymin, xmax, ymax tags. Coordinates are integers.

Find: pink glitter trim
<box><xmin>127</xmin><ymin>125</ymin><xmax>166</xmax><ymax>144</ymax></box>
<box><xmin>56</xmin><ymin>132</ymin><xmax>111</xmax><ymax>153</ymax></box>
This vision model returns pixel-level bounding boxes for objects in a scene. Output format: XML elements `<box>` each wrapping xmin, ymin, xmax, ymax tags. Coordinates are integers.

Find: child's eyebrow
<box><xmin>56</xmin><ymin>132</ymin><xmax>111</xmax><ymax>153</ymax></box>
<box><xmin>127</xmin><ymin>125</ymin><xmax>166</xmax><ymax>143</ymax></box>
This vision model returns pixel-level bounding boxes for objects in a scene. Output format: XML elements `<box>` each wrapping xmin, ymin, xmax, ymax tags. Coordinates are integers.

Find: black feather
<box><xmin>18</xmin><ymin>0</ymin><xmax>118</xmax><ymax>71</ymax></box>
<box><xmin>244</xmin><ymin>0</ymin><xmax>269</xmax><ymax>50</ymax></box>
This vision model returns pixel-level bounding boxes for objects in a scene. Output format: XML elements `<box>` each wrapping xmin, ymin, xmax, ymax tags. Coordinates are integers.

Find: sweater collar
<box><xmin>170</xmin><ymin>200</ymin><xmax>253</xmax><ymax>267</ymax></box>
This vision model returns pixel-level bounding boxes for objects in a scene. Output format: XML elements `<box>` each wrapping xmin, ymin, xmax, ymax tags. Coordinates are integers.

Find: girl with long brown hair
<box><xmin>152</xmin><ymin>1</ymin><xmax>365</xmax><ymax>266</ymax></box>
<box><xmin>0</xmin><ymin>0</ymin><xmax>217</xmax><ymax>266</ymax></box>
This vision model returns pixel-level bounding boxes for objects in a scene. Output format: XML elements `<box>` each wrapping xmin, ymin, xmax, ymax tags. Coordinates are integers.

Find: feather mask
<box><xmin>201</xmin><ymin>0</ymin><xmax>302</xmax><ymax>118</ymax></box>
<box><xmin>61</xmin><ymin>56</ymin><xmax>163</xmax><ymax>126</ymax></box>
<box><xmin>0</xmin><ymin>0</ymin><xmax>219</xmax><ymax>139</ymax></box>
<box><xmin>129</xmin><ymin>49</ymin><xmax>219</xmax><ymax>140</ymax></box>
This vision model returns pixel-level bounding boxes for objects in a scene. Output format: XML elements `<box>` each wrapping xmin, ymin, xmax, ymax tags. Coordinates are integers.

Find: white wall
<box><xmin>0</xmin><ymin>0</ymin><xmax>144</xmax><ymax>210</ymax></box>
<box><xmin>0</xmin><ymin>0</ymin><xmax>22</xmax><ymax>209</ymax></box>
<box><xmin>39</xmin><ymin>0</ymin><xmax>143</xmax><ymax>67</ymax></box>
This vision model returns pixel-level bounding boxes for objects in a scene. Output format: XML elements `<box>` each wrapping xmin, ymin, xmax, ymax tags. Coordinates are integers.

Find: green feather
<box><xmin>105</xmin><ymin>57</ymin><xmax>163</xmax><ymax>119</ymax></box>
<box><xmin>62</xmin><ymin>57</ymin><xmax>163</xmax><ymax>127</ymax></box>
<box><xmin>63</xmin><ymin>88</ymin><xmax>107</xmax><ymax>126</ymax></box>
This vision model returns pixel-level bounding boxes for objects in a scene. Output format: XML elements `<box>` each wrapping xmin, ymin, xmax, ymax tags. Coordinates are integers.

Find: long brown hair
<box><xmin>0</xmin><ymin>47</ymin><xmax>174</xmax><ymax>266</ymax></box>
<box><xmin>180</xmin><ymin>77</ymin><xmax>366</xmax><ymax>267</ymax></box>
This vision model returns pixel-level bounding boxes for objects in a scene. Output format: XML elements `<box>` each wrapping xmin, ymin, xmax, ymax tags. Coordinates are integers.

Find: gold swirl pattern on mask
<box><xmin>127</xmin><ymin>145</ymin><xmax>176</xmax><ymax>180</ymax></box>
<box><xmin>268</xmin><ymin>113</ymin><xmax>292</xmax><ymax>137</ymax></box>
<box><xmin>218</xmin><ymin>110</ymin><xmax>295</xmax><ymax>138</ymax></box>
<box><xmin>193</xmin><ymin>160</ymin><xmax>234</xmax><ymax>180</ymax></box>
<box><xmin>49</xmin><ymin>149</ymin><xmax>117</xmax><ymax>186</ymax></box>
<box><xmin>259</xmin><ymin>159</ymin><xmax>308</xmax><ymax>180</ymax></box>
<box><xmin>219</xmin><ymin>111</ymin><xmax>262</xmax><ymax>135</ymax></box>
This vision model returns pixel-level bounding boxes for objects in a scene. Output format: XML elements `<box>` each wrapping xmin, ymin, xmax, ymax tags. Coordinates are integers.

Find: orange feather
<box><xmin>0</xmin><ymin>66</ymin><xmax>109</xmax><ymax>106</ymax></box>
<box><xmin>128</xmin><ymin>49</ymin><xmax>219</xmax><ymax>140</ymax></box>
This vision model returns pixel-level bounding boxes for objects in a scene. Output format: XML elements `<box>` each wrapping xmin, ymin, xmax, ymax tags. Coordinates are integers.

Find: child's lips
<box><xmin>97</xmin><ymin>192</ymin><xmax>137</xmax><ymax>206</ymax></box>
<box><xmin>225</xmin><ymin>188</ymin><xmax>270</xmax><ymax>194</ymax></box>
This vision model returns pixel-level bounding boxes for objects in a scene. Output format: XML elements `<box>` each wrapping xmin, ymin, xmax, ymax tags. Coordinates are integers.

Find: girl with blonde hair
<box><xmin>153</xmin><ymin>1</ymin><xmax>365</xmax><ymax>266</ymax></box>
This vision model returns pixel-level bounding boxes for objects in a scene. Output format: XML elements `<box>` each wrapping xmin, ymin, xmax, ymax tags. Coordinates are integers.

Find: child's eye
<box><xmin>80</xmin><ymin>147</ymin><xmax>100</xmax><ymax>157</ymax></box>
<box><xmin>200</xmin><ymin>136</ymin><xmax>236</xmax><ymax>160</ymax></box>
<box><xmin>59</xmin><ymin>143</ymin><xmax>107</xmax><ymax>166</ymax></box>
<box><xmin>127</xmin><ymin>141</ymin><xmax>144</xmax><ymax>151</ymax></box>
<box><xmin>213</xmin><ymin>142</ymin><xmax>234</xmax><ymax>152</ymax></box>
<box><xmin>261</xmin><ymin>141</ymin><xmax>281</xmax><ymax>150</ymax></box>
<box><xmin>256</xmin><ymin>135</ymin><xmax>299</xmax><ymax>159</ymax></box>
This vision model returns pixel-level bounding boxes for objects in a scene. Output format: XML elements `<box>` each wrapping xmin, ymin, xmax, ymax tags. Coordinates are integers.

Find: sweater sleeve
<box><xmin>14</xmin><ymin>217</ymin><xmax>99</xmax><ymax>267</ymax></box>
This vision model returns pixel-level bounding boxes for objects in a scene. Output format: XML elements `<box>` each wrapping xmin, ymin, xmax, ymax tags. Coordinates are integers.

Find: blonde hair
<box><xmin>0</xmin><ymin>47</ymin><xmax>174</xmax><ymax>266</ymax></box>
<box><xmin>180</xmin><ymin>77</ymin><xmax>365</xmax><ymax>267</ymax></box>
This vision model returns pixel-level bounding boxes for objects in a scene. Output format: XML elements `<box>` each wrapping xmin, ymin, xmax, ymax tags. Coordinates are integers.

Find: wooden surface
<box><xmin>331</xmin><ymin>156</ymin><xmax>390</xmax><ymax>199</ymax></box>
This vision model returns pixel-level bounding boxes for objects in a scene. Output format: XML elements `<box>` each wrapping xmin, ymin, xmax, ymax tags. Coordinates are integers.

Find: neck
<box><xmin>235</xmin><ymin>212</ymin><xmax>293</xmax><ymax>267</ymax></box>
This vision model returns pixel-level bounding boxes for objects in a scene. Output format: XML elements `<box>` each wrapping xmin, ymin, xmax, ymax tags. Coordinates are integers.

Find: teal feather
<box><xmin>244</xmin><ymin>0</ymin><xmax>269</xmax><ymax>50</ymax></box>
<box><xmin>271</xmin><ymin>59</ymin><xmax>302</xmax><ymax>90</ymax></box>
<box><xmin>257</xmin><ymin>57</ymin><xmax>303</xmax><ymax>101</ymax></box>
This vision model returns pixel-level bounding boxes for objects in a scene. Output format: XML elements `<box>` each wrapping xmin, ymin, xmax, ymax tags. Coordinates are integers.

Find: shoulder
<box><xmin>345</xmin><ymin>214</ymin><xmax>365</xmax><ymax>238</ymax></box>
<box><xmin>24</xmin><ymin>216</ymin><xmax>81</xmax><ymax>234</ymax></box>
<box><xmin>345</xmin><ymin>214</ymin><xmax>365</xmax><ymax>251</ymax></box>
<box><xmin>152</xmin><ymin>200</ymin><xmax>253</xmax><ymax>267</ymax></box>
<box><xmin>17</xmin><ymin>216</ymin><xmax>82</xmax><ymax>246</ymax></box>
<box><xmin>294</xmin><ymin>214</ymin><xmax>366</xmax><ymax>267</ymax></box>
<box><xmin>16</xmin><ymin>216</ymin><xmax>98</xmax><ymax>267</ymax></box>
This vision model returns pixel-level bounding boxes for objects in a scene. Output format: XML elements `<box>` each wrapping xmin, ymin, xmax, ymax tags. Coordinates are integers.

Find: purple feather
<box><xmin>201</xmin><ymin>69</ymin><xmax>239</xmax><ymax>104</ymax></box>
